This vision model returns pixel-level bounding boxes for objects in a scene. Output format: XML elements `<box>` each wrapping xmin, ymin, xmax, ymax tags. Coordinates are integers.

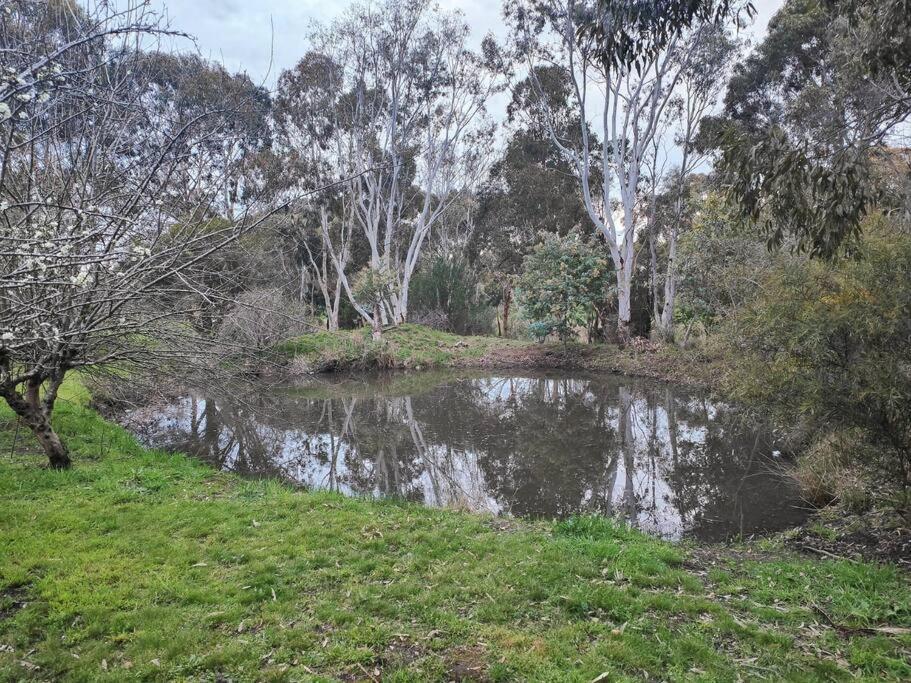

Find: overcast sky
<box><xmin>151</xmin><ymin>0</ymin><xmax>787</xmax><ymax>89</ymax></box>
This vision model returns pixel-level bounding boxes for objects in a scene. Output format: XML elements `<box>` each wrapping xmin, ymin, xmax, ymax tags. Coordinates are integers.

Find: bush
<box><xmin>518</xmin><ymin>232</ymin><xmax>612</xmax><ymax>342</ymax></box>
<box><xmin>726</xmin><ymin>216</ymin><xmax>911</xmax><ymax>507</ymax></box>
<box><xmin>218</xmin><ymin>288</ymin><xmax>313</xmax><ymax>350</ymax></box>
<box><xmin>793</xmin><ymin>430</ymin><xmax>873</xmax><ymax>512</ymax></box>
<box><xmin>676</xmin><ymin>192</ymin><xmax>774</xmax><ymax>327</ymax></box>
<box><xmin>408</xmin><ymin>255</ymin><xmax>494</xmax><ymax>335</ymax></box>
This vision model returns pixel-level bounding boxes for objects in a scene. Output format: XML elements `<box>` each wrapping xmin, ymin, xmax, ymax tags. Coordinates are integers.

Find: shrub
<box><xmin>726</xmin><ymin>216</ymin><xmax>911</xmax><ymax>507</ymax></box>
<box><xmin>518</xmin><ymin>232</ymin><xmax>612</xmax><ymax>343</ymax></box>
<box><xmin>793</xmin><ymin>430</ymin><xmax>873</xmax><ymax>512</ymax></box>
<box><xmin>408</xmin><ymin>255</ymin><xmax>494</xmax><ymax>335</ymax></box>
<box><xmin>218</xmin><ymin>288</ymin><xmax>313</xmax><ymax>350</ymax></box>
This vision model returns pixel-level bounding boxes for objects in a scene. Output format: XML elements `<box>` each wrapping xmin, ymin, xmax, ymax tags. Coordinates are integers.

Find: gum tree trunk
<box><xmin>501</xmin><ymin>284</ymin><xmax>512</xmax><ymax>338</ymax></box>
<box><xmin>371</xmin><ymin>301</ymin><xmax>383</xmax><ymax>341</ymax></box>
<box><xmin>616</xmin><ymin>264</ymin><xmax>634</xmax><ymax>344</ymax></box>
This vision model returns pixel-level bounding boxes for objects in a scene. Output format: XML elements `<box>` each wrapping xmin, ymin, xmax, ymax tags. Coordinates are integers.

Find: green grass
<box><xmin>0</xmin><ymin>389</ymin><xmax>909</xmax><ymax>681</ymax></box>
<box><xmin>273</xmin><ymin>324</ymin><xmax>725</xmax><ymax>390</ymax></box>
<box><xmin>275</xmin><ymin>324</ymin><xmax>526</xmax><ymax>372</ymax></box>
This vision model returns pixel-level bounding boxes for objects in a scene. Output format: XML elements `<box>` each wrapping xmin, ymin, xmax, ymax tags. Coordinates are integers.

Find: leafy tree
<box><xmin>510</xmin><ymin>0</ymin><xmax>744</xmax><ymax>341</ymax></box>
<box><xmin>579</xmin><ymin>0</ymin><xmax>753</xmax><ymax>71</ymax></box>
<box><xmin>675</xmin><ymin>191</ymin><xmax>773</xmax><ymax>327</ymax></box>
<box><xmin>471</xmin><ymin>66</ymin><xmax>590</xmax><ymax>336</ymax></box>
<box><xmin>710</xmin><ymin>0</ymin><xmax>911</xmax><ymax>258</ymax></box>
<box><xmin>296</xmin><ymin>0</ymin><xmax>505</xmax><ymax>332</ymax></box>
<box><xmin>518</xmin><ymin>233</ymin><xmax>612</xmax><ymax>342</ymax></box>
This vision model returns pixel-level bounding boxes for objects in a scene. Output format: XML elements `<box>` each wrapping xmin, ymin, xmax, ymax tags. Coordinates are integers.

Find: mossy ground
<box><xmin>1</xmin><ymin>383</ymin><xmax>909</xmax><ymax>681</ymax></box>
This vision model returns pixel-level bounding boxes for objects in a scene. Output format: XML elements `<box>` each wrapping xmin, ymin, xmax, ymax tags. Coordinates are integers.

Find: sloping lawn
<box><xmin>0</xmin><ymin>393</ymin><xmax>908</xmax><ymax>681</ymax></box>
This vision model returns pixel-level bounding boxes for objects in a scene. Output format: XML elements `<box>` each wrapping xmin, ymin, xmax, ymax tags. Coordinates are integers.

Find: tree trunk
<box><xmin>1</xmin><ymin>382</ymin><xmax>71</xmax><ymax>469</ymax></box>
<box><xmin>656</xmin><ymin>225</ymin><xmax>679</xmax><ymax>341</ymax></box>
<box><xmin>371</xmin><ymin>301</ymin><xmax>383</xmax><ymax>341</ymax></box>
<box><xmin>616</xmin><ymin>265</ymin><xmax>633</xmax><ymax>344</ymax></box>
<box><xmin>658</xmin><ymin>281</ymin><xmax>676</xmax><ymax>341</ymax></box>
<box><xmin>30</xmin><ymin>414</ymin><xmax>71</xmax><ymax>469</ymax></box>
<box><xmin>501</xmin><ymin>284</ymin><xmax>512</xmax><ymax>338</ymax></box>
<box><xmin>328</xmin><ymin>275</ymin><xmax>342</xmax><ymax>332</ymax></box>
<box><xmin>648</xmin><ymin>217</ymin><xmax>661</xmax><ymax>326</ymax></box>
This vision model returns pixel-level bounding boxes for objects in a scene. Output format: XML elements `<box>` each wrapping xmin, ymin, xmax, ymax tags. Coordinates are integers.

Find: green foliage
<box><xmin>712</xmin><ymin>0</ymin><xmax>911</xmax><ymax>259</ymax></box>
<box><xmin>1</xmin><ymin>390</ymin><xmax>909</xmax><ymax>680</ymax></box>
<box><xmin>676</xmin><ymin>192</ymin><xmax>774</xmax><ymax>326</ymax></box>
<box><xmin>726</xmin><ymin>216</ymin><xmax>911</xmax><ymax>496</ymax></box>
<box><xmin>717</xmin><ymin>126</ymin><xmax>874</xmax><ymax>258</ymax></box>
<box><xmin>408</xmin><ymin>255</ymin><xmax>494</xmax><ymax>335</ymax></box>
<box><xmin>471</xmin><ymin>65</ymin><xmax>591</xmax><ymax>285</ymax></box>
<box><xmin>352</xmin><ymin>266</ymin><xmax>397</xmax><ymax>308</ymax></box>
<box><xmin>578</xmin><ymin>0</ymin><xmax>750</xmax><ymax>72</ymax></box>
<box><xmin>518</xmin><ymin>233</ymin><xmax>612</xmax><ymax>342</ymax></box>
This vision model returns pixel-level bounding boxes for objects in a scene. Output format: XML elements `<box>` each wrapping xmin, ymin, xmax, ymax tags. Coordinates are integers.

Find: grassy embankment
<box><xmin>1</xmin><ymin>381</ymin><xmax>909</xmax><ymax>681</ymax></box>
<box><xmin>275</xmin><ymin>323</ymin><xmax>724</xmax><ymax>388</ymax></box>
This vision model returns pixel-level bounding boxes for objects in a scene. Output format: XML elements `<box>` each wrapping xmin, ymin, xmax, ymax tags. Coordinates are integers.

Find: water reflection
<box><xmin>122</xmin><ymin>371</ymin><xmax>808</xmax><ymax>541</ymax></box>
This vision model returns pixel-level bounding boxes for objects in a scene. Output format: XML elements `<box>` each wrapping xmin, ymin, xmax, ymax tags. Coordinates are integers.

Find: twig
<box><xmin>811</xmin><ymin>602</ymin><xmax>911</xmax><ymax>637</ymax></box>
<box><xmin>800</xmin><ymin>544</ymin><xmax>858</xmax><ymax>563</ymax></box>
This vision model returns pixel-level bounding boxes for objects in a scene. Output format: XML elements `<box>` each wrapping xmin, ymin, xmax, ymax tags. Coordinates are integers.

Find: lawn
<box><xmin>0</xmin><ymin>387</ymin><xmax>909</xmax><ymax>681</ymax></box>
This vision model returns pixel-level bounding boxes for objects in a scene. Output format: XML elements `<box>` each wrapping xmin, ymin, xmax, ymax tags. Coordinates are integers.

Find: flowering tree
<box><xmin>0</xmin><ymin>1</ymin><xmax>276</xmax><ymax>467</ymax></box>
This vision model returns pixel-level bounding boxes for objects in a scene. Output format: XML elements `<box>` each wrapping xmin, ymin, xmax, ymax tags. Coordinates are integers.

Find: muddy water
<box><xmin>121</xmin><ymin>370</ymin><xmax>809</xmax><ymax>541</ymax></box>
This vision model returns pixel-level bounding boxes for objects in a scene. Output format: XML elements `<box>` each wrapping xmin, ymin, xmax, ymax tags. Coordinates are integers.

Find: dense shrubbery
<box><xmin>408</xmin><ymin>255</ymin><xmax>494</xmax><ymax>335</ymax></box>
<box><xmin>726</xmin><ymin>216</ymin><xmax>911</xmax><ymax>510</ymax></box>
<box><xmin>676</xmin><ymin>192</ymin><xmax>774</xmax><ymax>328</ymax></box>
<box><xmin>518</xmin><ymin>233</ymin><xmax>613</xmax><ymax>343</ymax></box>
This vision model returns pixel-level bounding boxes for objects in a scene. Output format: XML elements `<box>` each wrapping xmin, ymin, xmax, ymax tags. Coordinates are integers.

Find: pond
<box><xmin>120</xmin><ymin>370</ymin><xmax>810</xmax><ymax>541</ymax></box>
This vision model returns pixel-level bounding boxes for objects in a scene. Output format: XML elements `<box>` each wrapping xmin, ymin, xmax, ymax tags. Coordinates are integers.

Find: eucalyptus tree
<box><xmin>139</xmin><ymin>52</ymin><xmax>272</xmax><ymax>223</ymax></box>
<box><xmin>712</xmin><ymin>0</ymin><xmax>911</xmax><ymax>258</ymax></box>
<box><xmin>509</xmin><ymin>0</ymin><xmax>744</xmax><ymax>341</ymax></box>
<box><xmin>651</xmin><ymin>24</ymin><xmax>738</xmax><ymax>339</ymax></box>
<box><xmin>273</xmin><ymin>51</ymin><xmax>359</xmax><ymax>331</ymax></box>
<box><xmin>0</xmin><ymin>1</ymin><xmax>283</xmax><ymax>468</ymax></box>
<box><xmin>300</xmin><ymin>0</ymin><xmax>505</xmax><ymax>334</ymax></box>
<box><xmin>472</xmin><ymin>66</ymin><xmax>590</xmax><ymax>336</ymax></box>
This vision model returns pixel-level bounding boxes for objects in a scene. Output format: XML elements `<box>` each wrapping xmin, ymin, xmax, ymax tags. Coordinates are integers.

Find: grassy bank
<box><xmin>1</xmin><ymin>391</ymin><xmax>909</xmax><ymax>681</ymax></box>
<box><xmin>275</xmin><ymin>324</ymin><xmax>724</xmax><ymax>388</ymax></box>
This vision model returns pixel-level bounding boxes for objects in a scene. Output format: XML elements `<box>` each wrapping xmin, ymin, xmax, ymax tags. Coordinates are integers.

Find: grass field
<box><xmin>0</xmin><ymin>384</ymin><xmax>909</xmax><ymax>681</ymax></box>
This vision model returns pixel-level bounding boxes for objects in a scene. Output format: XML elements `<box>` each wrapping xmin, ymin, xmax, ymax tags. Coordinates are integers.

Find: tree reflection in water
<box><xmin>122</xmin><ymin>371</ymin><xmax>809</xmax><ymax>541</ymax></box>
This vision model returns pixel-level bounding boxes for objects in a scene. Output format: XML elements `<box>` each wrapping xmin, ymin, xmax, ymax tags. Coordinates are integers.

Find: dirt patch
<box><xmin>785</xmin><ymin>509</ymin><xmax>911</xmax><ymax>568</ymax></box>
<box><xmin>445</xmin><ymin>645</ymin><xmax>490</xmax><ymax>682</ymax></box>
<box><xmin>380</xmin><ymin>634</ymin><xmax>426</xmax><ymax>668</ymax></box>
<box><xmin>0</xmin><ymin>583</ymin><xmax>30</xmax><ymax>622</ymax></box>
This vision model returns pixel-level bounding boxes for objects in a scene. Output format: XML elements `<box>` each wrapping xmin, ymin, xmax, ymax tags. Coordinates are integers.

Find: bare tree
<box><xmin>0</xmin><ymin>1</ymin><xmax>284</xmax><ymax>467</ymax></box>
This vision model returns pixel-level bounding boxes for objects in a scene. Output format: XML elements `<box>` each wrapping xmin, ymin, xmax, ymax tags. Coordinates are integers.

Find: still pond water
<box><xmin>122</xmin><ymin>370</ymin><xmax>809</xmax><ymax>542</ymax></box>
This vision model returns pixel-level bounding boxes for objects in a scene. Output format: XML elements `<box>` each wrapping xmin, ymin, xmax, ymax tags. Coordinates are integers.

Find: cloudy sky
<box><xmin>151</xmin><ymin>0</ymin><xmax>787</xmax><ymax>88</ymax></box>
